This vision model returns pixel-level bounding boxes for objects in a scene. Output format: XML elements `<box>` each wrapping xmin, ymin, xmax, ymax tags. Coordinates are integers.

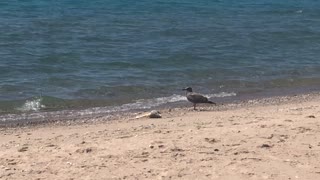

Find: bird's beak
<box><xmin>182</xmin><ymin>88</ymin><xmax>187</xmax><ymax>91</ymax></box>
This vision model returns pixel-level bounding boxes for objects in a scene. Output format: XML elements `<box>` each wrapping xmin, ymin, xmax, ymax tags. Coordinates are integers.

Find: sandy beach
<box><xmin>1</xmin><ymin>93</ymin><xmax>320</xmax><ymax>180</ymax></box>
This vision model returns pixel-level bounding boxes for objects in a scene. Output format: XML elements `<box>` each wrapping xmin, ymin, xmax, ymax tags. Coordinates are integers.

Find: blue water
<box><xmin>1</xmin><ymin>1</ymin><xmax>320</xmax><ymax>121</ymax></box>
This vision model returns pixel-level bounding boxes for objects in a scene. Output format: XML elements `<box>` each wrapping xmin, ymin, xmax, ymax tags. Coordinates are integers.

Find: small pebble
<box><xmin>18</xmin><ymin>146</ymin><xmax>28</xmax><ymax>152</ymax></box>
<box><xmin>260</xmin><ymin>144</ymin><xmax>272</xmax><ymax>148</ymax></box>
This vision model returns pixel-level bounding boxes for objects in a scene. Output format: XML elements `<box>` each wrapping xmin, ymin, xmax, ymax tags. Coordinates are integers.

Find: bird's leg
<box><xmin>193</xmin><ymin>103</ymin><xmax>196</xmax><ymax>110</ymax></box>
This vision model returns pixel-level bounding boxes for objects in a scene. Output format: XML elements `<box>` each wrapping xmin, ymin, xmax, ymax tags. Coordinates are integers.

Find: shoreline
<box><xmin>1</xmin><ymin>91</ymin><xmax>320</xmax><ymax>179</ymax></box>
<box><xmin>1</xmin><ymin>90</ymin><xmax>320</xmax><ymax>128</ymax></box>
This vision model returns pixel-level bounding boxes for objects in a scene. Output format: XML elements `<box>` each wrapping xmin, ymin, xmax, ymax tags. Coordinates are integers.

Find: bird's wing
<box><xmin>187</xmin><ymin>93</ymin><xmax>208</xmax><ymax>103</ymax></box>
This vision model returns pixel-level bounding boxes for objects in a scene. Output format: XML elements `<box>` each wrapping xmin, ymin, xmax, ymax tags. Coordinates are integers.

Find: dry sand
<box><xmin>1</xmin><ymin>94</ymin><xmax>320</xmax><ymax>180</ymax></box>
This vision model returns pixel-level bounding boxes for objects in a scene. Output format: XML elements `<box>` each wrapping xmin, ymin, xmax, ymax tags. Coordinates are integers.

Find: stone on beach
<box><xmin>135</xmin><ymin>110</ymin><xmax>162</xmax><ymax>119</ymax></box>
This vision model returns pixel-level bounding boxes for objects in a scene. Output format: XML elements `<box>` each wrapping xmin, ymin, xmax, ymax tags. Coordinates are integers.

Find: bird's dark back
<box><xmin>187</xmin><ymin>93</ymin><xmax>209</xmax><ymax>103</ymax></box>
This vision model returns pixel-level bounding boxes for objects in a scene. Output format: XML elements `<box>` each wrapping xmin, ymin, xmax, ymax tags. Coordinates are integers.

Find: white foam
<box><xmin>206</xmin><ymin>92</ymin><xmax>237</xmax><ymax>98</ymax></box>
<box><xmin>17</xmin><ymin>97</ymin><xmax>45</xmax><ymax>112</ymax></box>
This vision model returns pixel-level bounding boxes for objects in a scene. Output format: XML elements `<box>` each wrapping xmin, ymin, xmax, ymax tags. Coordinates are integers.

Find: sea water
<box><xmin>1</xmin><ymin>0</ymin><xmax>320</xmax><ymax>122</ymax></box>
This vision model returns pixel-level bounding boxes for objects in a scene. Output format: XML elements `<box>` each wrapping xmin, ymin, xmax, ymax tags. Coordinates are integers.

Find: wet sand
<box><xmin>1</xmin><ymin>93</ymin><xmax>320</xmax><ymax>179</ymax></box>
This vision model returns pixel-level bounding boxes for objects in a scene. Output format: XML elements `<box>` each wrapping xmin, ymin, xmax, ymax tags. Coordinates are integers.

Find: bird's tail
<box><xmin>207</xmin><ymin>101</ymin><xmax>217</xmax><ymax>105</ymax></box>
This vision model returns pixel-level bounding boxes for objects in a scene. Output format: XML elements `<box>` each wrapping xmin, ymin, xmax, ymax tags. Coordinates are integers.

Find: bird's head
<box><xmin>182</xmin><ymin>87</ymin><xmax>193</xmax><ymax>92</ymax></box>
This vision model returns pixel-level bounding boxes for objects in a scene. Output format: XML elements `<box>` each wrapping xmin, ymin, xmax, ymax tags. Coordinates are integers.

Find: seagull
<box><xmin>182</xmin><ymin>87</ymin><xmax>216</xmax><ymax>110</ymax></box>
